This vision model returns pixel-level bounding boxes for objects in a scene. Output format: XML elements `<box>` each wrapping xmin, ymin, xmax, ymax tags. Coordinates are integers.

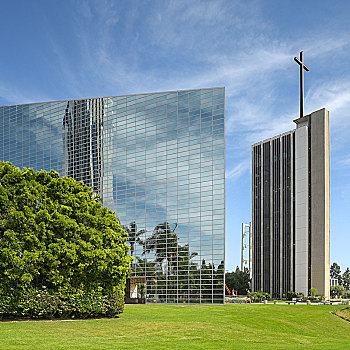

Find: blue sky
<box><xmin>0</xmin><ymin>0</ymin><xmax>349</xmax><ymax>271</ymax></box>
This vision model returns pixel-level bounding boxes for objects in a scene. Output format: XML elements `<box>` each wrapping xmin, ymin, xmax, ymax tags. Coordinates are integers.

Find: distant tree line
<box><xmin>330</xmin><ymin>262</ymin><xmax>350</xmax><ymax>298</ymax></box>
<box><xmin>225</xmin><ymin>266</ymin><xmax>250</xmax><ymax>295</ymax></box>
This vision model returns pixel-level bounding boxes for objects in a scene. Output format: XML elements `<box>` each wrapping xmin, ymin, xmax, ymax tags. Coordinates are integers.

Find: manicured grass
<box><xmin>1</xmin><ymin>304</ymin><xmax>350</xmax><ymax>349</ymax></box>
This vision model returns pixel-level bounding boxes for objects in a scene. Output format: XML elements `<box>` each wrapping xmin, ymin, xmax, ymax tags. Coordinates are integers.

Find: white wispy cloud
<box><xmin>0</xmin><ymin>84</ymin><xmax>50</xmax><ymax>105</ymax></box>
<box><xmin>225</xmin><ymin>160</ymin><xmax>250</xmax><ymax>180</ymax></box>
<box><xmin>306</xmin><ymin>81</ymin><xmax>350</xmax><ymax>124</ymax></box>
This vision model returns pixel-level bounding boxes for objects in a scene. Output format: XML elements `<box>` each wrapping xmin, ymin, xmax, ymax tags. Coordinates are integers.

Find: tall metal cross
<box><xmin>294</xmin><ymin>51</ymin><xmax>309</xmax><ymax>119</ymax></box>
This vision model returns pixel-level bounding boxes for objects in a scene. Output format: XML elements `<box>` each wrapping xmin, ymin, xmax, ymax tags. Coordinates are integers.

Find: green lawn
<box><xmin>1</xmin><ymin>304</ymin><xmax>350</xmax><ymax>349</ymax></box>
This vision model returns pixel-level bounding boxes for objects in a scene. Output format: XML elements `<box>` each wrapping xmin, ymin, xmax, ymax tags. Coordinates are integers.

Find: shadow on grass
<box><xmin>332</xmin><ymin>307</ymin><xmax>350</xmax><ymax>322</ymax></box>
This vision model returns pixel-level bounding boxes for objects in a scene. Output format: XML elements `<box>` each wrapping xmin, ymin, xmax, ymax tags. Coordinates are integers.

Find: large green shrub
<box><xmin>0</xmin><ymin>162</ymin><xmax>132</xmax><ymax>318</ymax></box>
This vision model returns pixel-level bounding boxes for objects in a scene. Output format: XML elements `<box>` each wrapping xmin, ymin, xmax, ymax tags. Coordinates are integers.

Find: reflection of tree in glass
<box><xmin>141</xmin><ymin>222</ymin><xmax>179</xmax><ymax>275</ymax></box>
<box><xmin>129</xmin><ymin>221</ymin><xmax>224</xmax><ymax>303</ymax></box>
<box><xmin>178</xmin><ymin>244</ymin><xmax>198</xmax><ymax>268</ymax></box>
<box><xmin>123</xmin><ymin>221</ymin><xmax>145</xmax><ymax>257</ymax></box>
<box><xmin>199</xmin><ymin>259</ymin><xmax>225</xmax><ymax>303</ymax></box>
<box><xmin>133</xmin><ymin>256</ymin><xmax>156</xmax><ymax>276</ymax></box>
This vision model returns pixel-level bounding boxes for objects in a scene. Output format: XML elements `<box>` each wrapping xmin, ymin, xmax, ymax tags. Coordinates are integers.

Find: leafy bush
<box><xmin>286</xmin><ymin>291</ymin><xmax>304</xmax><ymax>301</ymax></box>
<box><xmin>286</xmin><ymin>291</ymin><xmax>297</xmax><ymax>300</ymax></box>
<box><xmin>247</xmin><ymin>291</ymin><xmax>271</xmax><ymax>303</ymax></box>
<box><xmin>0</xmin><ymin>162</ymin><xmax>132</xmax><ymax>319</ymax></box>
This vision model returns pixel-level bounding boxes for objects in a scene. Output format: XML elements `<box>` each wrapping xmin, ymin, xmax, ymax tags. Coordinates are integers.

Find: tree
<box><xmin>342</xmin><ymin>267</ymin><xmax>350</xmax><ymax>290</ymax></box>
<box><xmin>0</xmin><ymin>162</ymin><xmax>132</xmax><ymax>301</ymax></box>
<box><xmin>330</xmin><ymin>285</ymin><xmax>346</xmax><ymax>298</ymax></box>
<box><xmin>225</xmin><ymin>266</ymin><xmax>250</xmax><ymax>295</ymax></box>
<box><xmin>330</xmin><ymin>262</ymin><xmax>342</xmax><ymax>285</ymax></box>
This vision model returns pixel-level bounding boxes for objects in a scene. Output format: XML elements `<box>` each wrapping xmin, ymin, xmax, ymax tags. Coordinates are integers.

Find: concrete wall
<box><xmin>310</xmin><ymin>108</ymin><xmax>330</xmax><ymax>297</ymax></box>
<box><xmin>294</xmin><ymin>126</ymin><xmax>309</xmax><ymax>296</ymax></box>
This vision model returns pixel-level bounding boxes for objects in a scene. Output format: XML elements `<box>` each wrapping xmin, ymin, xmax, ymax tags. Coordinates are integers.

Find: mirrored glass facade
<box><xmin>0</xmin><ymin>87</ymin><xmax>225</xmax><ymax>304</ymax></box>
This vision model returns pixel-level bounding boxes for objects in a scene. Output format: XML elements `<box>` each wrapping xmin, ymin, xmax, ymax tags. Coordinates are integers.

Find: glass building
<box><xmin>0</xmin><ymin>87</ymin><xmax>225</xmax><ymax>304</ymax></box>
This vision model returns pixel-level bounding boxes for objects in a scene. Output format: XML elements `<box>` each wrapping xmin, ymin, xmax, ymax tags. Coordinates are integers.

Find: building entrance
<box><xmin>125</xmin><ymin>277</ymin><xmax>146</xmax><ymax>304</ymax></box>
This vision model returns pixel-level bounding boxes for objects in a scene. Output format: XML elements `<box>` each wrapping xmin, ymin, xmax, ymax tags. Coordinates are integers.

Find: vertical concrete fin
<box><xmin>310</xmin><ymin>108</ymin><xmax>330</xmax><ymax>297</ymax></box>
<box><xmin>294</xmin><ymin>125</ymin><xmax>309</xmax><ymax>296</ymax></box>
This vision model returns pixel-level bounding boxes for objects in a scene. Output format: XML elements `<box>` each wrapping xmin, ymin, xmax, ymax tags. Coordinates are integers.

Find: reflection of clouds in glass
<box><xmin>0</xmin><ymin>102</ymin><xmax>66</xmax><ymax>173</ymax></box>
<box><xmin>107</xmin><ymin>88</ymin><xmax>225</xmax><ymax>299</ymax></box>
